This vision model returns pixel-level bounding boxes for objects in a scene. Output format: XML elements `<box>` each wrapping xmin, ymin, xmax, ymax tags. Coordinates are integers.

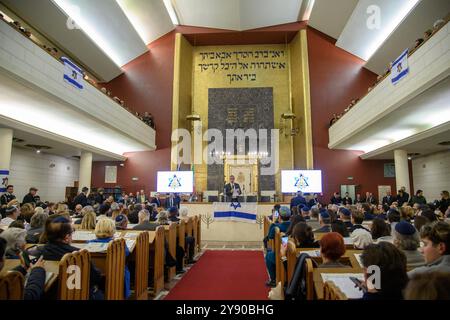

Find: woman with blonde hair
<box><xmin>89</xmin><ymin>217</ymin><xmax>131</xmax><ymax>298</ymax></box>
<box><xmin>81</xmin><ymin>210</ymin><xmax>97</xmax><ymax>230</ymax></box>
<box><xmin>156</xmin><ymin>211</ymin><xmax>169</xmax><ymax>225</ymax></box>
<box><xmin>400</xmin><ymin>206</ymin><xmax>414</xmax><ymax>222</ymax></box>
<box><xmin>21</xmin><ymin>203</ymin><xmax>34</xmax><ymax>223</ymax></box>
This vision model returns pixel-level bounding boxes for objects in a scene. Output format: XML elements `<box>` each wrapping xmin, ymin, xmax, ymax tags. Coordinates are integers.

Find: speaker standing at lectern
<box><xmin>224</xmin><ymin>175</ymin><xmax>242</xmax><ymax>202</ymax></box>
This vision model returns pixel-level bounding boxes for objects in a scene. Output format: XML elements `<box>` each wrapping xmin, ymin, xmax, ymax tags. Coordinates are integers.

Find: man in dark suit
<box><xmin>224</xmin><ymin>175</ymin><xmax>241</xmax><ymax>202</ymax></box>
<box><xmin>166</xmin><ymin>193</ymin><xmax>181</xmax><ymax>209</ymax></box>
<box><xmin>382</xmin><ymin>191</ymin><xmax>395</xmax><ymax>206</ymax></box>
<box><xmin>94</xmin><ymin>188</ymin><xmax>105</xmax><ymax>205</ymax></box>
<box><xmin>1</xmin><ymin>185</ymin><xmax>16</xmax><ymax>218</ymax></box>
<box><xmin>342</xmin><ymin>192</ymin><xmax>352</xmax><ymax>205</ymax></box>
<box><xmin>314</xmin><ymin>209</ymin><xmax>332</xmax><ymax>233</ymax></box>
<box><xmin>307</xmin><ymin>193</ymin><xmax>319</xmax><ymax>207</ymax></box>
<box><xmin>151</xmin><ymin>193</ymin><xmax>161</xmax><ymax>207</ymax></box>
<box><xmin>364</xmin><ymin>192</ymin><xmax>377</xmax><ymax>205</ymax></box>
<box><xmin>22</xmin><ymin>187</ymin><xmax>39</xmax><ymax>205</ymax></box>
<box><xmin>290</xmin><ymin>191</ymin><xmax>307</xmax><ymax>210</ymax></box>
<box><xmin>73</xmin><ymin>187</ymin><xmax>89</xmax><ymax>208</ymax></box>
<box><xmin>330</xmin><ymin>192</ymin><xmax>342</xmax><ymax>205</ymax></box>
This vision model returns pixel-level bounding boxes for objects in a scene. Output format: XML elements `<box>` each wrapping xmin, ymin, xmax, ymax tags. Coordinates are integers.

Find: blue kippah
<box><xmin>395</xmin><ymin>221</ymin><xmax>416</xmax><ymax>235</ymax></box>
<box><xmin>115</xmin><ymin>214</ymin><xmax>126</xmax><ymax>222</ymax></box>
<box><xmin>340</xmin><ymin>208</ymin><xmax>351</xmax><ymax>216</ymax></box>
<box><xmin>168</xmin><ymin>206</ymin><xmax>178</xmax><ymax>213</ymax></box>
<box><xmin>279</xmin><ymin>206</ymin><xmax>291</xmax><ymax>217</ymax></box>
<box><xmin>53</xmin><ymin>216</ymin><xmax>70</xmax><ymax>223</ymax></box>
<box><xmin>301</xmin><ymin>206</ymin><xmax>311</xmax><ymax>212</ymax></box>
<box><xmin>320</xmin><ymin>210</ymin><xmax>330</xmax><ymax>219</ymax></box>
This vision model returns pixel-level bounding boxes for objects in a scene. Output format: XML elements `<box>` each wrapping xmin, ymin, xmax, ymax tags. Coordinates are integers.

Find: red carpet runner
<box><xmin>164</xmin><ymin>250</ymin><xmax>269</xmax><ymax>300</ymax></box>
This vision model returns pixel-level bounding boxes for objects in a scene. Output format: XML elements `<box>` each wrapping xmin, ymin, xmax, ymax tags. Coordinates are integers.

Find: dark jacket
<box><xmin>133</xmin><ymin>221</ymin><xmax>159</xmax><ymax>231</ymax></box>
<box><xmin>224</xmin><ymin>183</ymin><xmax>242</xmax><ymax>199</ymax></box>
<box><xmin>382</xmin><ymin>196</ymin><xmax>395</xmax><ymax>206</ymax></box>
<box><xmin>343</xmin><ymin>220</ymin><xmax>354</xmax><ymax>230</ymax></box>
<box><xmin>22</xmin><ymin>193</ymin><xmax>36</xmax><ymax>205</ymax></box>
<box><xmin>364</xmin><ymin>211</ymin><xmax>375</xmax><ymax>220</ymax></box>
<box><xmin>291</xmin><ymin>195</ymin><xmax>307</xmax><ymax>209</ymax></box>
<box><xmin>439</xmin><ymin>198</ymin><xmax>450</xmax><ymax>214</ymax></box>
<box><xmin>128</xmin><ymin>210</ymin><xmax>139</xmax><ymax>224</ymax></box>
<box><xmin>410</xmin><ymin>195</ymin><xmax>427</xmax><ymax>205</ymax></box>
<box><xmin>36</xmin><ymin>242</ymin><xmax>102</xmax><ymax>290</ymax></box>
<box><xmin>314</xmin><ymin>225</ymin><xmax>331</xmax><ymax>233</ymax></box>
<box><xmin>73</xmin><ymin>193</ymin><xmax>88</xmax><ymax>208</ymax></box>
<box><xmin>26</xmin><ymin>227</ymin><xmax>44</xmax><ymax>244</ymax></box>
<box><xmin>94</xmin><ymin>193</ymin><xmax>105</xmax><ymax>205</ymax></box>
<box><xmin>13</xmin><ymin>265</ymin><xmax>46</xmax><ymax>300</ymax></box>
<box><xmin>268</xmin><ymin>221</ymin><xmax>291</xmax><ymax>239</ymax></box>
<box><xmin>169</xmin><ymin>216</ymin><xmax>180</xmax><ymax>223</ymax></box>
<box><xmin>362</xmin><ymin>291</ymin><xmax>403</xmax><ymax>300</ymax></box>
<box><xmin>342</xmin><ymin>197</ymin><xmax>353</xmax><ymax>205</ymax></box>
<box><xmin>150</xmin><ymin>197</ymin><xmax>161</xmax><ymax>207</ymax></box>
<box><xmin>330</xmin><ymin>196</ymin><xmax>342</xmax><ymax>205</ymax></box>
<box><xmin>165</xmin><ymin>195</ymin><xmax>181</xmax><ymax>209</ymax></box>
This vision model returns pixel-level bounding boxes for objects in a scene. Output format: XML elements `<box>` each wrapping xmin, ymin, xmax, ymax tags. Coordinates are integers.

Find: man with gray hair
<box><xmin>26</xmin><ymin>212</ymin><xmax>48</xmax><ymax>243</ymax></box>
<box><xmin>133</xmin><ymin>209</ymin><xmax>158</xmax><ymax>231</ymax></box>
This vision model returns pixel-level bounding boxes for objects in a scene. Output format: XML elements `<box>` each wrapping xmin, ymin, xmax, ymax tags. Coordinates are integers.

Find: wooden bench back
<box><xmin>152</xmin><ymin>226</ymin><xmax>165</xmax><ymax>295</ymax></box>
<box><xmin>0</xmin><ymin>271</ymin><xmax>24</xmax><ymax>300</ymax></box>
<box><xmin>105</xmin><ymin>238</ymin><xmax>126</xmax><ymax>300</ymax></box>
<box><xmin>185</xmin><ymin>217</ymin><xmax>194</xmax><ymax>237</ymax></box>
<box><xmin>196</xmin><ymin>215</ymin><xmax>201</xmax><ymax>252</ymax></box>
<box><xmin>134</xmin><ymin>231</ymin><xmax>149</xmax><ymax>300</ymax></box>
<box><xmin>58</xmin><ymin>249</ymin><xmax>91</xmax><ymax>300</ymax></box>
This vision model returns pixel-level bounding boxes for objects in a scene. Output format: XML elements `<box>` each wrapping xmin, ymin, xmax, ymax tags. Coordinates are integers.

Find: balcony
<box><xmin>0</xmin><ymin>18</ymin><xmax>156</xmax><ymax>159</ymax></box>
<box><xmin>328</xmin><ymin>21</ymin><xmax>450</xmax><ymax>158</ymax></box>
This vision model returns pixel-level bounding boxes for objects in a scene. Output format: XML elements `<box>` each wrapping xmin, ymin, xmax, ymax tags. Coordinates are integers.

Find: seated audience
<box><xmin>115</xmin><ymin>214</ymin><xmax>128</xmax><ymax>230</ymax></box>
<box><xmin>360</xmin><ymin>242</ymin><xmax>408</xmax><ymax>300</ymax></box>
<box><xmin>408</xmin><ymin>221</ymin><xmax>450</xmax><ymax>277</ymax></box>
<box><xmin>156</xmin><ymin>211</ymin><xmax>169</xmax><ymax>225</ymax></box>
<box><xmin>168</xmin><ymin>206</ymin><xmax>180</xmax><ymax>222</ymax></box>
<box><xmin>387</xmin><ymin>209</ymin><xmax>401</xmax><ymax>234</ymax></box>
<box><xmin>413</xmin><ymin>215</ymin><xmax>429</xmax><ymax>233</ymax></box>
<box><xmin>410</xmin><ymin>190</ymin><xmax>427</xmax><ymax>206</ymax></box>
<box><xmin>0</xmin><ymin>237</ymin><xmax>46</xmax><ymax>300</ymax></box>
<box><xmin>404</xmin><ymin>271</ymin><xmax>450</xmax><ymax>300</ymax></box>
<box><xmin>133</xmin><ymin>209</ymin><xmax>158</xmax><ymax>231</ymax></box>
<box><xmin>331</xmin><ymin>220</ymin><xmax>349</xmax><ymax>238</ymax></box>
<box><xmin>0</xmin><ymin>227</ymin><xmax>27</xmax><ymax>258</ymax></box>
<box><xmin>26</xmin><ymin>212</ymin><xmax>48</xmax><ymax>244</ymax></box>
<box><xmin>319</xmin><ymin>232</ymin><xmax>346</xmax><ymax>268</ymax></box>
<box><xmin>438</xmin><ymin>190</ymin><xmax>450</xmax><ymax>215</ymax></box>
<box><xmin>314</xmin><ymin>209</ymin><xmax>331</xmax><ymax>233</ymax></box>
<box><xmin>349</xmin><ymin>210</ymin><xmax>370</xmax><ymax>233</ymax></box>
<box><xmin>35</xmin><ymin>215</ymin><xmax>103</xmax><ymax>299</ymax></box>
<box><xmin>392</xmin><ymin>221</ymin><xmax>425</xmax><ymax>268</ymax></box>
<box><xmin>351</xmin><ymin>228</ymin><xmax>373</xmax><ymax>249</ymax></box>
<box><xmin>338</xmin><ymin>207</ymin><xmax>353</xmax><ymax>230</ymax></box>
<box><xmin>362</xmin><ymin>203</ymin><xmax>375</xmax><ymax>221</ymax></box>
<box><xmin>1</xmin><ymin>205</ymin><xmax>20</xmax><ymax>226</ymax></box>
<box><xmin>20</xmin><ymin>203</ymin><xmax>34</xmax><ymax>224</ymax></box>
<box><xmin>89</xmin><ymin>218</ymin><xmax>130</xmax><ymax>299</ymax></box>
<box><xmin>265</xmin><ymin>206</ymin><xmax>291</xmax><ymax>248</ymax></box>
<box><xmin>371</xmin><ymin>218</ymin><xmax>391</xmax><ymax>241</ymax></box>
<box><xmin>285</xmin><ymin>214</ymin><xmax>305</xmax><ymax>237</ymax></box>
<box><xmin>81</xmin><ymin>209</ymin><xmax>97</xmax><ymax>230</ymax></box>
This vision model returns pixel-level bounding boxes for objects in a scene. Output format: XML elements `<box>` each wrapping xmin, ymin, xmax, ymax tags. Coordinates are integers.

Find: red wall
<box><xmin>307</xmin><ymin>27</ymin><xmax>396</xmax><ymax>201</ymax></box>
<box><xmin>92</xmin><ymin>24</ymin><xmax>397</xmax><ymax>199</ymax></box>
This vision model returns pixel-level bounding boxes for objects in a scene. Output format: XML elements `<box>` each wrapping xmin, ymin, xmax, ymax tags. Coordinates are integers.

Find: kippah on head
<box><xmin>115</xmin><ymin>214</ymin><xmax>126</xmax><ymax>222</ymax></box>
<box><xmin>301</xmin><ymin>206</ymin><xmax>311</xmax><ymax>212</ymax></box>
<box><xmin>339</xmin><ymin>208</ymin><xmax>351</xmax><ymax>216</ymax></box>
<box><xmin>5</xmin><ymin>206</ymin><xmax>18</xmax><ymax>214</ymax></box>
<box><xmin>395</xmin><ymin>221</ymin><xmax>416</xmax><ymax>235</ymax></box>
<box><xmin>168</xmin><ymin>206</ymin><xmax>178</xmax><ymax>214</ymax></box>
<box><xmin>52</xmin><ymin>216</ymin><xmax>70</xmax><ymax>223</ymax></box>
<box><xmin>279</xmin><ymin>206</ymin><xmax>291</xmax><ymax>218</ymax></box>
<box><xmin>320</xmin><ymin>210</ymin><xmax>330</xmax><ymax>219</ymax></box>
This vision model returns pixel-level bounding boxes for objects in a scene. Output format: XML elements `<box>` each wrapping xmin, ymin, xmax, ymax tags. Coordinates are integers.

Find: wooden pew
<box><xmin>0</xmin><ymin>271</ymin><xmax>24</xmax><ymax>300</ymax></box>
<box><xmin>134</xmin><ymin>231</ymin><xmax>149</xmax><ymax>300</ymax></box>
<box><xmin>312</xmin><ymin>266</ymin><xmax>362</xmax><ymax>300</ymax></box>
<box><xmin>193</xmin><ymin>215</ymin><xmax>200</xmax><ymax>254</ymax></box>
<box><xmin>185</xmin><ymin>217</ymin><xmax>194</xmax><ymax>238</ymax></box>
<box><xmin>177</xmin><ymin>220</ymin><xmax>186</xmax><ymax>269</ymax></box>
<box><xmin>105</xmin><ymin>238</ymin><xmax>126</xmax><ymax>300</ymax></box>
<box><xmin>195</xmin><ymin>215</ymin><xmax>201</xmax><ymax>253</ymax></box>
<box><xmin>58</xmin><ymin>249</ymin><xmax>91</xmax><ymax>300</ymax></box>
<box><xmin>164</xmin><ymin>223</ymin><xmax>177</xmax><ymax>281</ymax></box>
<box><xmin>150</xmin><ymin>226</ymin><xmax>165</xmax><ymax>295</ymax></box>
<box><xmin>274</xmin><ymin>227</ymin><xmax>285</xmax><ymax>286</ymax></box>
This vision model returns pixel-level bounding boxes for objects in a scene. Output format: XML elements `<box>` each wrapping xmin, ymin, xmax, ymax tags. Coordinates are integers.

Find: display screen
<box><xmin>157</xmin><ymin>171</ymin><xmax>194</xmax><ymax>193</ymax></box>
<box><xmin>281</xmin><ymin>170</ymin><xmax>323</xmax><ymax>193</ymax></box>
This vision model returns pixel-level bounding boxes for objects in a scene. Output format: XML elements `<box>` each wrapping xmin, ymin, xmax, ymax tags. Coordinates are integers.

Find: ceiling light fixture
<box><xmin>163</xmin><ymin>0</ymin><xmax>179</xmax><ymax>25</ymax></box>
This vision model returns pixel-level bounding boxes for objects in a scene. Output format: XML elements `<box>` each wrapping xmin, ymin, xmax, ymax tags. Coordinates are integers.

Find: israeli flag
<box><xmin>213</xmin><ymin>202</ymin><xmax>257</xmax><ymax>223</ymax></box>
<box><xmin>0</xmin><ymin>170</ymin><xmax>9</xmax><ymax>193</ymax></box>
<box><xmin>391</xmin><ymin>49</ymin><xmax>409</xmax><ymax>85</ymax></box>
<box><xmin>61</xmin><ymin>57</ymin><xmax>84</xmax><ymax>89</ymax></box>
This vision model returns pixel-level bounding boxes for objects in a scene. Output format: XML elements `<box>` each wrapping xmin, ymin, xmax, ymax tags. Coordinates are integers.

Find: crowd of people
<box><xmin>329</xmin><ymin>16</ymin><xmax>448</xmax><ymax>127</ymax></box>
<box><xmin>0</xmin><ymin>12</ymin><xmax>156</xmax><ymax>130</ymax></box>
<box><xmin>264</xmin><ymin>189</ymin><xmax>450</xmax><ymax>299</ymax></box>
<box><xmin>0</xmin><ymin>185</ymin><xmax>196</xmax><ymax>300</ymax></box>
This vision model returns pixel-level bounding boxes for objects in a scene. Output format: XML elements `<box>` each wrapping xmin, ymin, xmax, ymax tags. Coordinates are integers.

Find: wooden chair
<box><xmin>0</xmin><ymin>271</ymin><xmax>24</xmax><ymax>300</ymax></box>
<box><xmin>58</xmin><ymin>249</ymin><xmax>91</xmax><ymax>300</ymax></box>
<box><xmin>286</xmin><ymin>240</ymin><xmax>297</xmax><ymax>284</ymax></box>
<box><xmin>305</xmin><ymin>259</ymin><xmax>315</xmax><ymax>300</ymax></box>
<box><xmin>185</xmin><ymin>217</ymin><xmax>194</xmax><ymax>238</ymax></box>
<box><xmin>166</xmin><ymin>223</ymin><xmax>177</xmax><ymax>281</ymax></box>
<box><xmin>105</xmin><ymin>238</ymin><xmax>126</xmax><ymax>300</ymax></box>
<box><xmin>324</xmin><ymin>281</ymin><xmax>348</xmax><ymax>300</ymax></box>
<box><xmin>274</xmin><ymin>227</ymin><xmax>282</xmax><ymax>285</ymax></box>
<box><xmin>196</xmin><ymin>214</ymin><xmax>202</xmax><ymax>252</ymax></box>
<box><xmin>151</xmin><ymin>226</ymin><xmax>165</xmax><ymax>295</ymax></box>
<box><xmin>192</xmin><ymin>215</ymin><xmax>199</xmax><ymax>254</ymax></box>
<box><xmin>134</xmin><ymin>231</ymin><xmax>149</xmax><ymax>300</ymax></box>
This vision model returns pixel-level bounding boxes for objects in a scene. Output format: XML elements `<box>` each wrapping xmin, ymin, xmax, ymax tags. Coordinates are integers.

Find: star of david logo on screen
<box><xmin>230</xmin><ymin>202</ymin><xmax>241</xmax><ymax>210</ymax></box>
<box><xmin>167</xmin><ymin>174</ymin><xmax>182</xmax><ymax>190</ymax></box>
<box><xmin>294</xmin><ymin>174</ymin><xmax>309</xmax><ymax>190</ymax></box>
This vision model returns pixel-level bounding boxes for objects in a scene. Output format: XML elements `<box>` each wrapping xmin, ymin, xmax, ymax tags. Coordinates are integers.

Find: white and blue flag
<box><xmin>61</xmin><ymin>57</ymin><xmax>84</xmax><ymax>89</ymax></box>
<box><xmin>0</xmin><ymin>170</ymin><xmax>9</xmax><ymax>193</ymax></box>
<box><xmin>213</xmin><ymin>202</ymin><xmax>257</xmax><ymax>223</ymax></box>
<box><xmin>391</xmin><ymin>49</ymin><xmax>409</xmax><ymax>85</ymax></box>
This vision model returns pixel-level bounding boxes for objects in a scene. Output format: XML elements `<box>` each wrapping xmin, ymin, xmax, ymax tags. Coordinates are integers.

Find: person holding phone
<box><xmin>0</xmin><ymin>238</ymin><xmax>46</xmax><ymax>300</ymax></box>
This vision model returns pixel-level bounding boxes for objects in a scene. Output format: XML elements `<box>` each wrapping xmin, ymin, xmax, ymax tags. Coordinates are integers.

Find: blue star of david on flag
<box><xmin>294</xmin><ymin>174</ymin><xmax>309</xmax><ymax>190</ymax></box>
<box><xmin>168</xmin><ymin>174</ymin><xmax>182</xmax><ymax>190</ymax></box>
<box><xmin>230</xmin><ymin>202</ymin><xmax>241</xmax><ymax>210</ymax></box>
